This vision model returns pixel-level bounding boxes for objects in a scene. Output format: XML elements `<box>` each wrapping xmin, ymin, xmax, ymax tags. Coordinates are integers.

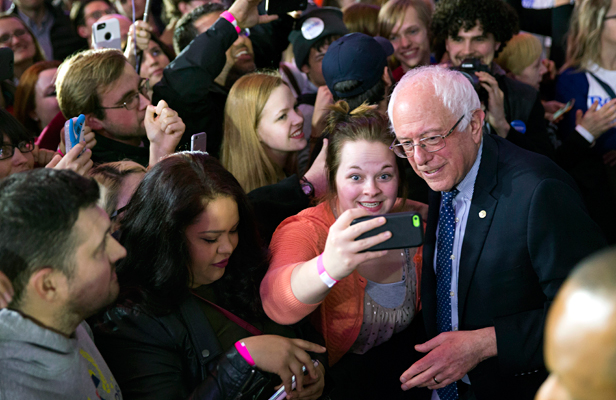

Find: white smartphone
<box><xmin>191</xmin><ymin>132</ymin><xmax>207</xmax><ymax>153</ymax></box>
<box><xmin>92</xmin><ymin>18</ymin><xmax>122</xmax><ymax>50</ymax></box>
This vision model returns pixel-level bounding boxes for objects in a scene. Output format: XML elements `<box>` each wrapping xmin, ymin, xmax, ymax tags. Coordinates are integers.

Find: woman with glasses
<box><xmin>260</xmin><ymin>101</ymin><xmax>428</xmax><ymax>399</ymax></box>
<box><xmin>0</xmin><ymin>16</ymin><xmax>46</xmax><ymax>83</ymax></box>
<box><xmin>0</xmin><ymin>108</ymin><xmax>94</xmax><ymax>179</ymax></box>
<box><xmin>221</xmin><ymin>71</ymin><xmax>307</xmax><ymax>193</ymax></box>
<box><xmin>14</xmin><ymin>61</ymin><xmax>61</xmax><ymax>135</ymax></box>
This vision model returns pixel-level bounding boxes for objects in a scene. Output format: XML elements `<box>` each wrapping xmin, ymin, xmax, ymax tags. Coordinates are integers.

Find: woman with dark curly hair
<box><xmin>92</xmin><ymin>152</ymin><xmax>327</xmax><ymax>400</ymax></box>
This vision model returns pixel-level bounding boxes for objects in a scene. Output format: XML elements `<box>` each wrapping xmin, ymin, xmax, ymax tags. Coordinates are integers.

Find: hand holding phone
<box><xmin>351</xmin><ymin>211</ymin><xmax>424</xmax><ymax>252</ymax></box>
<box><xmin>265</xmin><ymin>0</ymin><xmax>308</xmax><ymax>15</ymax></box>
<box><xmin>551</xmin><ymin>99</ymin><xmax>574</xmax><ymax>122</ymax></box>
<box><xmin>64</xmin><ymin>114</ymin><xmax>86</xmax><ymax>154</ymax></box>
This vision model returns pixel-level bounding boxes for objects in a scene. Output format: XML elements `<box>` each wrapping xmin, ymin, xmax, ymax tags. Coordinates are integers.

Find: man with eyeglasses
<box><xmin>4</xmin><ymin>0</ymin><xmax>86</xmax><ymax>61</ymax></box>
<box><xmin>55</xmin><ymin>48</ymin><xmax>185</xmax><ymax>167</ymax></box>
<box><xmin>389</xmin><ymin>66</ymin><xmax>605</xmax><ymax>400</ymax></box>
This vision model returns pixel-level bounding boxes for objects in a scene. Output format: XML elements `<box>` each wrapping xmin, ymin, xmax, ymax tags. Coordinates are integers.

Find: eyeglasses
<box><xmin>239</xmin><ymin>27</ymin><xmax>250</xmax><ymax>37</ymax></box>
<box><xmin>606</xmin><ymin>14</ymin><xmax>616</xmax><ymax>20</ymax></box>
<box><xmin>85</xmin><ymin>8</ymin><xmax>115</xmax><ymax>23</ymax></box>
<box><xmin>390</xmin><ymin>115</ymin><xmax>465</xmax><ymax>158</ymax></box>
<box><xmin>0</xmin><ymin>140</ymin><xmax>34</xmax><ymax>161</ymax></box>
<box><xmin>98</xmin><ymin>78</ymin><xmax>151</xmax><ymax>111</ymax></box>
<box><xmin>0</xmin><ymin>28</ymin><xmax>27</xmax><ymax>45</ymax></box>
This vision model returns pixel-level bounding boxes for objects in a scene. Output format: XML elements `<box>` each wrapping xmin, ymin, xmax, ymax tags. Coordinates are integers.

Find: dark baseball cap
<box><xmin>322</xmin><ymin>32</ymin><xmax>394</xmax><ymax>99</ymax></box>
<box><xmin>289</xmin><ymin>7</ymin><xmax>349</xmax><ymax>70</ymax></box>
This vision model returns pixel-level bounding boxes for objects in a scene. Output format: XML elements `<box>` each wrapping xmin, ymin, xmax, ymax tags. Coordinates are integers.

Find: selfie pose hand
<box><xmin>289</xmin><ymin>207</ymin><xmax>390</xmax><ymax>305</ymax></box>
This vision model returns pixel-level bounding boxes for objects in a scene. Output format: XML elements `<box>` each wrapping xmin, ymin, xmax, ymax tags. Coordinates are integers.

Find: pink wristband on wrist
<box><xmin>220</xmin><ymin>10</ymin><xmax>241</xmax><ymax>34</ymax></box>
<box><xmin>235</xmin><ymin>341</ymin><xmax>256</xmax><ymax>366</ymax></box>
<box><xmin>317</xmin><ymin>253</ymin><xmax>339</xmax><ymax>288</ymax></box>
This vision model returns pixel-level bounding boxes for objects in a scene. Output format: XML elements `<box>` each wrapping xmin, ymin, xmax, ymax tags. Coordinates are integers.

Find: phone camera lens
<box><xmin>105</xmin><ymin>32</ymin><xmax>111</xmax><ymax>40</ymax></box>
<box><xmin>98</xmin><ymin>23</ymin><xmax>106</xmax><ymax>29</ymax></box>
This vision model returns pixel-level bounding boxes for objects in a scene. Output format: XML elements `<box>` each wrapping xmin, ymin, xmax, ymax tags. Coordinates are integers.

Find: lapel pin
<box><xmin>479</xmin><ymin>210</ymin><xmax>486</xmax><ymax>218</ymax></box>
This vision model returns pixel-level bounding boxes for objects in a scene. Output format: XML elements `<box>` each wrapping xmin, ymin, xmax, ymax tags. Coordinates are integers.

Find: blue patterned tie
<box><xmin>436</xmin><ymin>189</ymin><xmax>459</xmax><ymax>400</ymax></box>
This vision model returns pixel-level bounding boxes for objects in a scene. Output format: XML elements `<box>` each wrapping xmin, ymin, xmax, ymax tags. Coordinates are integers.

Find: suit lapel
<box><xmin>458</xmin><ymin>135</ymin><xmax>499</xmax><ymax>324</ymax></box>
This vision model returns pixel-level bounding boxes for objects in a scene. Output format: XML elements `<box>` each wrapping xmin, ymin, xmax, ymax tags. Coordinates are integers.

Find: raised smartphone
<box><xmin>191</xmin><ymin>132</ymin><xmax>207</xmax><ymax>153</ymax></box>
<box><xmin>265</xmin><ymin>0</ymin><xmax>308</xmax><ymax>15</ymax></box>
<box><xmin>92</xmin><ymin>18</ymin><xmax>122</xmax><ymax>50</ymax></box>
<box><xmin>351</xmin><ymin>212</ymin><xmax>424</xmax><ymax>252</ymax></box>
<box><xmin>64</xmin><ymin>114</ymin><xmax>86</xmax><ymax>154</ymax></box>
<box><xmin>0</xmin><ymin>48</ymin><xmax>14</xmax><ymax>81</ymax></box>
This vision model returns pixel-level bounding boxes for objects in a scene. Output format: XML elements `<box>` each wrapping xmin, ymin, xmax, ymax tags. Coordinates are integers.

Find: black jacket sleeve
<box><xmin>152</xmin><ymin>18</ymin><xmax>237</xmax><ymax>148</ymax></box>
<box><xmin>247</xmin><ymin>174</ymin><xmax>311</xmax><ymax>246</ymax></box>
<box><xmin>93</xmin><ymin>306</ymin><xmax>264</xmax><ymax>400</ymax></box>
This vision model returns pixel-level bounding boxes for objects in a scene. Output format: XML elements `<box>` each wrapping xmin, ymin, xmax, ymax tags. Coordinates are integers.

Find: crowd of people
<box><xmin>0</xmin><ymin>0</ymin><xmax>615</xmax><ymax>399</ymax></box>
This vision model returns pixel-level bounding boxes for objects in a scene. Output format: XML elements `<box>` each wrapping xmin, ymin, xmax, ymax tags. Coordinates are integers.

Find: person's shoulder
<box><xmin>94</xmin><ymin>299</ymin><xmax>186</xmax><ymax>344</ymax></box>
<box><xmin>489</xmin><ymin>135</ymin><xmax>574</xmax><ymax>184</ymax></box>
<box><xmin>272</xmin><ymin>202</ymin><xmax>333</xmax><ymax>241</ymax></box>
<box><xmin>501</xmin><ymin>75</ymin><xmax>539</xmax><ymax>101</ymax></box>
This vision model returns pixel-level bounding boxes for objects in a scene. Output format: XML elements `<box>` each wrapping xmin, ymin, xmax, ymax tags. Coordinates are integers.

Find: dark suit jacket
<box><xmin>422</xmin><ymin>134</ymin><xmax>606</xmax><ymax>400</ymax></box>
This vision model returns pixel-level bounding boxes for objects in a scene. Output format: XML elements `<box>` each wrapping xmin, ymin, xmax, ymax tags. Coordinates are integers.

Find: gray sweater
<box><xmin>0</xmin><ymin>309</ymin><xmax>122</xmax><ymax>400</ymax></box>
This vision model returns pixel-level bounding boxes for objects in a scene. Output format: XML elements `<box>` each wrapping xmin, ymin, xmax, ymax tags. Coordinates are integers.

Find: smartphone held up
<box><xmin>351</xmin><ymin>212</ymin><xmax>424</xmax><ymax>252</ymax></box>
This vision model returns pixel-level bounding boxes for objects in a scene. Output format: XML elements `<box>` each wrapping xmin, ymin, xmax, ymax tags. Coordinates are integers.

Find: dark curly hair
<box><xmin>116</xmin><ymin>152</ymin><xmax>268</xmax><ymax>321</ymax></box>
<box><xmin>430</xmin><ymin>0</ymin><xmax>519</xmax><ymax>62</ymax></box>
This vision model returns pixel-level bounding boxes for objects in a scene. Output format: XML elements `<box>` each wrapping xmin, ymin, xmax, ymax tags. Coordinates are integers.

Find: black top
<box><xmin>90</xmin><ymin>133</ymin><xmax>150</xmax><ymax>167</ymax></box>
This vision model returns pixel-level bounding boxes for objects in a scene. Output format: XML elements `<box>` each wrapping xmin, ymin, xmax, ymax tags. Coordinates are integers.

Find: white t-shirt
<box><xmin>586</xmin><ymin>63</ymin><xmax>616</xmax><ymax>110</ymax></box>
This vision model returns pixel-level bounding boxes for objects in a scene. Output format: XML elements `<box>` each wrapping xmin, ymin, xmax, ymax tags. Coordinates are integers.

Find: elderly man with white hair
<box><xmin>388</xmin><ymin>66</ymin><xmax>605</xmax><ymax>400</ymax></box>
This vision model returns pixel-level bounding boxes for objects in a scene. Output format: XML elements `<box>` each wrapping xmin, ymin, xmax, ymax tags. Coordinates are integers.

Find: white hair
<box><xmin>387</xmin><ymin>65</ymin><xmax>481</xmax><ymax>134</ymax></box>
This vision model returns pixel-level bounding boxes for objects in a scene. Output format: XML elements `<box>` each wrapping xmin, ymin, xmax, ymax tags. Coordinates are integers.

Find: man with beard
<box><xmin>0</xmin><ymin>169</ymin><xmax>126</xmax><ymax>399</ymax></box>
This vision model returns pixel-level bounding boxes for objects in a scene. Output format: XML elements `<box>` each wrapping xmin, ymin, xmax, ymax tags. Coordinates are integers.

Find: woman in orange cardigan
<box><xmin>260</xmin><ymin>101</ymin><xmax>429</xmax><ymax>397</ymax></box>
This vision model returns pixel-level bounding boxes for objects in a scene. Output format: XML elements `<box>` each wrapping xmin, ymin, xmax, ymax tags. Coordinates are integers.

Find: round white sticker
<box><xmin>301</xmin><ymin>17</ymin><xmax>325</xmax><ymax>40</ymax></box>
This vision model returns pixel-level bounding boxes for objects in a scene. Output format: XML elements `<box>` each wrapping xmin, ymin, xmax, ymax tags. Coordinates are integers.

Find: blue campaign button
<box><xmin>511</xmin><ymin>120</ymin><xmax>526</xmax><ymax>134</ymax></box>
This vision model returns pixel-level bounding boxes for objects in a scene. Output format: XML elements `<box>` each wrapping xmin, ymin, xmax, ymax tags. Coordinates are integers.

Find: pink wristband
<box><xmin>220</xmin><ymin>10</ymin><xmax>241</xmax><ymax>34</ymax></box>
<box><xmin>317</xmin><ymin>253</ymin><xmax>339</xmax><ymax>288</ymax></box>
<box><xmin>235</xmin><ymin>341</ymin><xmax>256</xmax><ymax>366</ymax></box>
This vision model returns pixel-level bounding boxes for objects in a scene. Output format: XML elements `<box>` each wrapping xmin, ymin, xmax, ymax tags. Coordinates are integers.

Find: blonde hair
<box><xmin>378</xmin><ymin>0</ymin><xmax>432</xmax><ymax>40</ymax></box>
<box><xmin>56</xmin><ymin>49</ymin><xmax>127</xmax><ymax>120</ymax></box>
<box><xmin>494</xmin><ymin>32</ymin><xmax>542</xmax><ymax>75</ymax></box>
<box><xmin>343</xmin><ymin>3</ymin><xmax>381</xmax><ymax>37</ymax></box>
<box><xmin>221</xmin><ymin>71</ymin><xmax>295</xmax><ymax>193</ymax></box>
<box><xmin>564</xmin><ymin>0</ymin><xmax>613</xmax><ymax>70</ymax></box>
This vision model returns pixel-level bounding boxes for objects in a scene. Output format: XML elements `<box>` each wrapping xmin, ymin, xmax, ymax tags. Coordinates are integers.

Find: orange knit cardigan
<box><xmin>260</xmin><ymin>200</ymin><xmax>423</xmax><ymax>365</ymax></box>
